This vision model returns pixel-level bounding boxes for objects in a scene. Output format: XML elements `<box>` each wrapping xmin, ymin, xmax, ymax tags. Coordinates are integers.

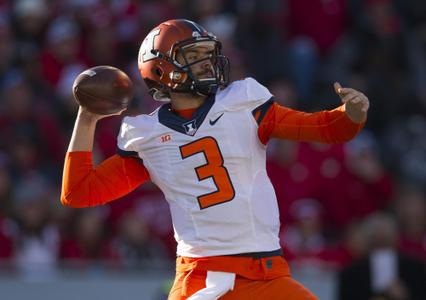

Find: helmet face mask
<box><xmin>138</xmin><ymin>19</ymin><xmax>230</xmax><ymax>101</ymax></box>
<box><xmin>172</xmin><ymin>39</ymin><xmax>230</xmax><ymax>97</ymax></box>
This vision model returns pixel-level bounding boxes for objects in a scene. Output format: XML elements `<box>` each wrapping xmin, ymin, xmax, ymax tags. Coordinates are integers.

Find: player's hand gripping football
<box><xmin>334</xmin><ymin>82</ymin><xmax>369</xmax><ymax>123</ymax></box>
<box><xmin>77</xmin><ymin>105</ymin><xmax>125</xmax><ymax>123</ymax></box>
<box><xmin>68</xmin><ymin>105</ymin><xmax>126</xmax><ymax>153</ymax></box>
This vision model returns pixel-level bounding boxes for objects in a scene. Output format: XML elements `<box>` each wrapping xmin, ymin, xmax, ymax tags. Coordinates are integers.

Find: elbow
<box><xmin>60</xmin><ymin>193</ymin><xmax>77</xmax><ymax>208</ymax></box>
<box><xmin>60</xmin><ymin>195</ymin><xmax>72</xmax><ymax>207</ymax></box>
<box><xmin>60</xmin><ymin>192</ymin><xmax>88</xmax><ymax>208</ymax></box>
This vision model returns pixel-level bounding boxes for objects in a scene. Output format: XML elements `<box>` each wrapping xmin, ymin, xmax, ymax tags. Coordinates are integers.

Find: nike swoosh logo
<box><xmin>209</xmin><ymin>113</ymin><xmax>224</xmax><ymax>126</ymax></box>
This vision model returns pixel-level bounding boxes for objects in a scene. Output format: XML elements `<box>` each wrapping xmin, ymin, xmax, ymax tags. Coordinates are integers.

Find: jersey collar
<box><xmin>158</xmin><ymin>94</ymin><xmax>215</xmax><ymax>136</ymax></box>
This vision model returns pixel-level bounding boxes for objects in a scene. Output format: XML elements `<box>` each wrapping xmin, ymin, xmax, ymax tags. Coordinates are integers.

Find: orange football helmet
<box><xmin>138</xmin><ymin>19</ymin><xmax>230</xmax><ymax>100</ymax></box>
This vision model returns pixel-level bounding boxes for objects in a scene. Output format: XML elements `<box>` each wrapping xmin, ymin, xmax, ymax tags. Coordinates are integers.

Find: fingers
<box><xmin>78</xmin><ymin>106</ymin><xmax>126</xmax><ymax>121</ymax></box>
<box><xmin>102</xmin><ymin>108</ymin><xmax>127</xmax><ymax>118</ymax></box>
<box><xmin>343</xmin><ymin>93</ymin><xmax>370</xmax><ymax>112</ymax></box>
<box><xmin>342</xmin><ymin>92</ymin><xmax>367</xmax><ymax>104</ymax></box>
<box><xmin>334</xmin><ymin>82</ymin><xmax>369</xmax><ymax>113</ymax></box>
<box><xmin>341</xmin><ymin>93</ymin><xmax>358</xmax><ymax>104</ymax></box>
<box><xmin>334</xmin><ymin>82</ymin><xmax>342</xmax><ymax>95</ymax></box>
<box><xmin>334</xmin><ymin>83</ymin><xmax>361</xmax><ymax>103</ymax></box>
<box><xmin>338</xmin><ymin>87</ymin><xmax>359</xmax><ymax>95</ymax></box>
<box><xmin>361</xmin><ymin>99</ymin><xmax>370</xmax><ymax>112</ymax></box>
<box><xmin>334</xmin><ymin>82</ymin><xmax>361</xmax><ymax>96</ymax></box>
<box><xmin>344</xmin><ymin>95</ymin><xmax>369</xmax><ymax>112</ymax></box>
<box><xmin>113</xmin><ymin>108</ymin><xmax>127</xmax><ymax>116</ymax></box>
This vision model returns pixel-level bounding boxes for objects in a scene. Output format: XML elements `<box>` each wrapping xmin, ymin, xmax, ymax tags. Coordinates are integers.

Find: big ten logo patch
<box><xmin>160</xmin><ymin>134</ymin><xmax>171</xmax><ymax>143</ymax></box>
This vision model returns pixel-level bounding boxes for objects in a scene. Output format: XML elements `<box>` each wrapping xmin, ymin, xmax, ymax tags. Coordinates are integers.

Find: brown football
<box><xmin>72</xmin><ymin>66</ymin><xmax>133</xmax><ymax>115</ymax></box>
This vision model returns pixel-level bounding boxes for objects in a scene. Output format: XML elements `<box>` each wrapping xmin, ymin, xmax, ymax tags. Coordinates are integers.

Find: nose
<box><xmin>202</xmin><ymin>59</ymin><xmax>212</xmax><ymax>70</ymax></box>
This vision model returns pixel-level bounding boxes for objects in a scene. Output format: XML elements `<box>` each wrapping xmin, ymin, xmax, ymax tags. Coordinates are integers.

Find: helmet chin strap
<box><xmin>168</xmin><ymin>81</ymin><xmax>216</xmax><ymax>97</ymax></box>
<box><xmin>172</xmin><ymin>74</ymin><xmax>218</xmax><ymax>97</ymax></box>
<box><xmin>192</xmin><ymin>80</ymin><xmax>218</xmax><ymax>96</ymax></box>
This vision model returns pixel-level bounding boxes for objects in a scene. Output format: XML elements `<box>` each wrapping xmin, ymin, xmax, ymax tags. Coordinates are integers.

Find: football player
<box><xmin>61</xmin><ymin>19</ymin><xmax>369</xmax><ymax>300</ymax></box>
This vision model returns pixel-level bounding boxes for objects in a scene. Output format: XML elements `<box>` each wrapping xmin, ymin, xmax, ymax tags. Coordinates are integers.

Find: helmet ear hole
<box><xmin>155</xmin><ymin>68</ymin><xmax>163</xmax><ymax>77</ymax></box>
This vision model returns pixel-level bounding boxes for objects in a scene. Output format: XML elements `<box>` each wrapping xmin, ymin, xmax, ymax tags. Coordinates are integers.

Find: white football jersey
<box><xmin>117</xmin><ymin>77</ymin><xmax>281</xmax><ymax>257</ymax></box>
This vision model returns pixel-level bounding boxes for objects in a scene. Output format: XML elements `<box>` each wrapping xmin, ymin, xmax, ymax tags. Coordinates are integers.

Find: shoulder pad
<box><xmin>216</xmin><ymin>77</ymin><xmax>273</xmax><ymax>111</ymax></box>
<box><xmin>117</xmin><ymin>112</ymin><xmax>157</xmax><ymax>152</ymax></box>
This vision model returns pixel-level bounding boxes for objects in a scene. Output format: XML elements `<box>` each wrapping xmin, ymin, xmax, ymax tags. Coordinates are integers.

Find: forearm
<box><xmin>67</xmin><ymin>108</ymin><xmax>100</xmax><ymax>152</ymax></box>
<box><xmin>258</xmin><ymin>103</ymin><xmax>365</xmax><ymax>144</ymax></box>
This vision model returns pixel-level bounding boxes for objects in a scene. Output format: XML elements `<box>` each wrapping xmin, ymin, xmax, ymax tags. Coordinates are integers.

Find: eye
<box><xmin>187</xmin><ymin>55</ymin><xmax>198</xmax><ymax>62</ymax></box>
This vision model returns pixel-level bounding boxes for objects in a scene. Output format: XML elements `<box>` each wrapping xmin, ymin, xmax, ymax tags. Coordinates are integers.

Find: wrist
<box><xmin>344</xmin><ymin>103</ymin><xmax>367</xmax><ymax>123</ymax></box>
<box><xmin>77</xmin><ymin>108</ymin><xmax>103</xmax><ymax>124</ymax></box>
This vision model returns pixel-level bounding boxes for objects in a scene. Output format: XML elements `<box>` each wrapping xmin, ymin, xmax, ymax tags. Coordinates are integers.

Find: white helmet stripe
<box><xmin>187</xmin><ymin>20</ymin><xmax>204</xmax><ymax>33</ymax></box>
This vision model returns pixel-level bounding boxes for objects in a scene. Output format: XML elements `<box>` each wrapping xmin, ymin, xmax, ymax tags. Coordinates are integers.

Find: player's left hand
<box><xmin>334</xmin><ymin>82</ymin><xmax>369</xmax><ymax>123</ymax></box>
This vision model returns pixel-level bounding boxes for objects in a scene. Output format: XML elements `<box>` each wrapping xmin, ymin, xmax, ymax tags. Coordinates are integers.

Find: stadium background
<box><xmin>0</xmin><ymin>0</ymin><xmax>425</xmax><ymax>299</ymax></box>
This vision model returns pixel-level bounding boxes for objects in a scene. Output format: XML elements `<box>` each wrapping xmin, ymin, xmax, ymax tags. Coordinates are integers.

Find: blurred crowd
<box><xmin>0</xmin><ymin>0</ymin><xmax>425</xmax><ymax>297</ymax></box>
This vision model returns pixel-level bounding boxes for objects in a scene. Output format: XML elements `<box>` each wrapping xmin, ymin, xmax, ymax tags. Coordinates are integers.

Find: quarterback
<box><xmin>61</xmin><ymin>19</ymin><xmax>369</xmax><ymax>299</ymax></box>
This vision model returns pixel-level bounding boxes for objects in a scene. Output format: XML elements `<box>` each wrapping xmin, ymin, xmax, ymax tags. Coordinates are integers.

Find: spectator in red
<box><xmin>267</xmin><ymin>140</ymin><xmax>323</xmax><ymax>225</ymax></box>
<box><xmin>317</xmin><ymin>131</ymin><xmax>394</xmax><ymax>229</ymax></box>
<box><xmin>286</xmin><ymin>0</ymin><xmax>348</xmax><ymax>55</ymax></box>
<box><xmin>280</xmin><ymin>198</ymin><xmax>326</xmax><ymax>264</ymax></box>
<box><xmin>268</xmin><ymin>131</ymin><xmax>394</xmax><ymax>230</ymax></box>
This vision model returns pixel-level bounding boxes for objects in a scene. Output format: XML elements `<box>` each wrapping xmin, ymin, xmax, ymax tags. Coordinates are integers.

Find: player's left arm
<box><xmin>256</xmin><ymin>82</ymin><xmax>369</xmax><ymax>144</ymax></box>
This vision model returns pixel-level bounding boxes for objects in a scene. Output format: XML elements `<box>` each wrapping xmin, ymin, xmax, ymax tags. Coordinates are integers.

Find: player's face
<box><xmin>176</xmin><ymin>43</ymin><xmax>215</xmax><ymax>80</ymax></box>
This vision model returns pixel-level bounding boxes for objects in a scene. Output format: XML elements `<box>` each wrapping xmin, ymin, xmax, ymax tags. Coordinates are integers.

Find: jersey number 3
<box><xmin>180</xmin><ymin>137</ymin><xmax>235</xmax><ymax>209</ymax></box>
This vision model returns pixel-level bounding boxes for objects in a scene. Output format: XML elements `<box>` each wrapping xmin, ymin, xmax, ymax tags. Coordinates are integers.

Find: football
<box><xmin>72</xmin><ymin>65</ymin><xmax>133</xmax><ymax>115</ymax></box>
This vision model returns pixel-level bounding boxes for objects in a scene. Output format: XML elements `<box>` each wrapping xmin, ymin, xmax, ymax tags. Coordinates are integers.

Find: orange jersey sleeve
<box><xmin>256</xmin><ymin>102</ymin><xmax>365</xmax><ymax>144</ymax></box>
<box><xmin>61</xmin><ymin>152</ymin><xmax>150</xmax><ymax>208</ymax></box>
